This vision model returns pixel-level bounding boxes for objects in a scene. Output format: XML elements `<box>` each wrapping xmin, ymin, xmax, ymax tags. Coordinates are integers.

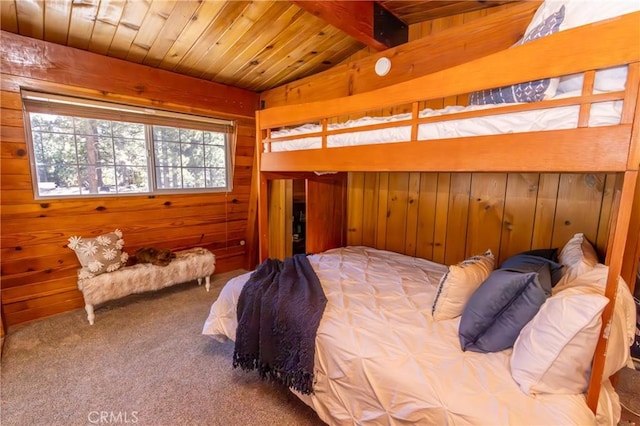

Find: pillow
<box><xmin>557</xmin><ymin>66</ymin><xmax>628</xmax><ymax>94</ymax></box>
<box><xmin>520</xmin><ymin>247</ymin><xmax>558</xmax><ymax>262</ymax></box>
<box><xmin>529</xmin><ymin>0</ymin><xmax>640</xmax><ymax>94</ymax></box>
<box><xmin>510</xmin><ymin>292</ymin><xmax>608</xmax><ymax>395</ymax></box>
<box><xmin>552</xmin><ymin>264</ymin><xmax>637</xmax><ymax>379</ymax></box>
<box><xmin>557</xmin><ymin>232</ymin><xmax>599</xmax><ymax>284</ymax></box>
<box><xmin>68</xmin><ymin>229</ymin><xmax>128</xmax><ymax>279</ymax></box>
<box><xmin>500</xmin><ymin>253</ymin><xmax>564</xmax><ymax>291</ymax></box>
<box><xmin>468</xmin><ymin>5</ymin><xmax>565</xmax><ymax>105</ymax></box>
<box><xmin>458</xmin><ymin>269</ymin><xmax>548</xmax><ymax>353</ymax></box>
<box><xmin>500</xmin><ymin>257</ymin><xmax>553</xmax><ymax>297</ymax></box>
<box><xmin>431</xmin><ymin>250</ymin><xmax>495</xmax><ymax>321</ymax></box>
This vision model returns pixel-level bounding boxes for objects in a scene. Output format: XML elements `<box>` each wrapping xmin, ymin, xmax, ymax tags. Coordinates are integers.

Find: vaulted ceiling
<box><xmin>0</xmin><ymin>1</ymin><xmax>523</xmax><ymax>92</ymax></box>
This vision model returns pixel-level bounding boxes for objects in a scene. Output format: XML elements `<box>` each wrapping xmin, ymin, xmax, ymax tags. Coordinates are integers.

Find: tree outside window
<box><xmin>24</xmin><ymin>94</ymin><xmax>233</xmax><ymax>198</ymax></box>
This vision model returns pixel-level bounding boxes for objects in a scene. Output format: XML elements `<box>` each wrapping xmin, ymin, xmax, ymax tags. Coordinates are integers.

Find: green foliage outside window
<box><xmin>28</xmin><ymin>112</ymin><xmax>231</xmax><ymax>198</ymax></box>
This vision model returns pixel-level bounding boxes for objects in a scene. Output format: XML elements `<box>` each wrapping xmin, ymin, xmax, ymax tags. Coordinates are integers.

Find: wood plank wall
<box><xmin>0</xmin><ymin>31</ymin><xmax>260</xmax><ymax>327</ymax></box>
<box><xmin>346</xmin><ymin>172</ymin><xmax>618</xmax><ymax>266</ymax></box>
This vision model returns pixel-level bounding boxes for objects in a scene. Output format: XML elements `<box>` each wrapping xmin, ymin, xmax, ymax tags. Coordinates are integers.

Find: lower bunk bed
<box><xmin>203</xmin><ymin>244</ymin><xmax>637</xmax><ymax>425</ymax></box>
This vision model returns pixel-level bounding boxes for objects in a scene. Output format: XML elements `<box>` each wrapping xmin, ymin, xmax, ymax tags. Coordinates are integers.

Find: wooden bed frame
<box><xmin>254</xmin><ymin>12</ymin><xmax>640</xmax><ymax>414</ymax></box>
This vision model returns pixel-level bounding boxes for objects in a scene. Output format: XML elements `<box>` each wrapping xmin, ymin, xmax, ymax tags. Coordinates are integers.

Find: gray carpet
<box><xmin>2</xmin><ymin>270</ymin><xmax>639</xmax><ymax>426</ymax></box>
<box><xmin>0</xmin><ymin>270</ymin><xmax>325</xmax><ymax>426</ymax></box>
<box><xmin>618</xmin><ymin>366</ymin><xmax>640</xmax><ymax>424</ymax></box>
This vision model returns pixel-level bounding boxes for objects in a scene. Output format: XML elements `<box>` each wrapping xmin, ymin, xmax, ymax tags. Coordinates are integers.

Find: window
<box><xmin>22</xmin><ymin>91</ymin><xmax>235</xmax><ymax>198</ymax></box>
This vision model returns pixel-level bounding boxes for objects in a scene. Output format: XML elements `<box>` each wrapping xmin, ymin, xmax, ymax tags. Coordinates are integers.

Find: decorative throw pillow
<box><xmin>536</xmin><ymin>0</ymin><xmax>640</xmax><ymax>94</ymax></box>
<box><xmin>519</xmin><ymin>248</ymin><xmax>559</xmax><ymax>262</ymax></box>
<box><xmin>458</xmin><ymin>269</ymin><xmax>547</xmax><ymax>353</ymax></box>
<box><xmin>68</xmin><ymin>229</ymin><xmax>128</xmax><ymax>279</ymax></box>
<box><xmin>510</xmin><ymin>292</ymin><xmax>608</xmax><ymax>395</ymax></box>
<box><xmin>431</xmin><ymin>250</ymin><xmax>495</xmax><ymax>321</ymax></box>
<box><xmin>556</xmin><ymin>232</ymin><xmax>599</xmax><ymax>285</ymax></box>
<box><xmin>500</xmin><ymin>253</ymin><xmax>564</xmax><ymax>291</ymax></box>
<box><xmin>469</xmin><ymin>5</ymin><xmax>565</xmax><ymax>105</ymax></box>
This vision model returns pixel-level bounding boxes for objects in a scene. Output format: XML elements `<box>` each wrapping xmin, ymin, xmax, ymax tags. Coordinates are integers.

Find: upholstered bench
<box><xmin>77</xmin><ymin>247</ymin><xmax>215</xmax><ymax>325</ymax></box>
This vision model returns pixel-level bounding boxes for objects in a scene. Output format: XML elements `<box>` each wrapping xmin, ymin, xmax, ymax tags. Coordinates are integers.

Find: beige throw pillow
<box><xmin>431</xmin><ymin>250</ymin><xmax>495</xmax><ymax>321</ymax></box>
<box><xmin>68</xmin><ymin>229</ymin><xmax>128</xmax><ymax>279</ymax></box>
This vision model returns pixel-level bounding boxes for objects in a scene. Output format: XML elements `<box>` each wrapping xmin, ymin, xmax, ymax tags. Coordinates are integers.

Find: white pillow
<box><xmin>553</xmin><ymin>264</ymin><xmax>637</xmax><ymax>378</ymax></box>
<box><xmin>530</xmin><ymin>0</ymin><xmax>640</xmax><ymax>34</ymax></box>
<box><xmin>557</xmin><ymin>232</ymin><xmax>598</xmax><ymax>284</ymax></box>
<box><xmin>557</xmin><ymin>66</ymin><xmax>628</xmax><ymax>94</ymax></box>
<box><xmin>431</xmin><ymin>250</ymin><xmax>495</xmax><ymax>321</ymax></box>
<box><xmin>510</xmin><ymin>291</ymin><xmax>608</xmax><ymax>395</ymax></box>
<box><xmin>527</xmin><ymin>0</ymin><xmax>640</xmax><ymax>94</ymax></box>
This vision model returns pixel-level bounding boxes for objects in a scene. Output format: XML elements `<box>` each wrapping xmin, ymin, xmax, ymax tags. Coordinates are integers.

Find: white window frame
<box><xmin>22</xmin><ymin>90</ymin><xmax>236</xmax><ymax>199</ymax></box>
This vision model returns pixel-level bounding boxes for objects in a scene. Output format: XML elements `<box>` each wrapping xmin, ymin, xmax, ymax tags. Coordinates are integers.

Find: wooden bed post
<box><xmin>621</xmin><ymin>171</ymin><xmax>640</xmax><ymax>294</ymax></box>
<box><xmin>621</xmin><ymin>64</ymin><xmax>640</xmax><ymax>292</ymax></box>
<box><xmin>244</xmin><ymin>126</ymin><xmax>260</xmax><ymax>270</ymax></box>
<box><xmin>586</xmin><ymin>170</ymin><xmax>638</xmax><ymax>412</ymax></box>
<box><xmin>587</xmin><ymin>61</ymin><xmax>640</xmax><ymax>412</ymax></box>
<box><xmin>250</xmin><ymin>110</ymin><xmax>271</xmax><ymax>264</ymax></box>
<box><xmin>258</xmin><ymin>111</ymin><xmax>268</xmax><ymax>263</ymax></box>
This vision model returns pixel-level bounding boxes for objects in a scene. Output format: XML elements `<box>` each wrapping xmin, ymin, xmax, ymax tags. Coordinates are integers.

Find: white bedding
<box><xmin>203</xmin><ymin>246</ymin><xmax>626</xmax><ymax>425</ymax></box>
<box><xmin>264</xmin><ymin>92</ymin><xmax>622</xmax><ymax>152</ymax></box>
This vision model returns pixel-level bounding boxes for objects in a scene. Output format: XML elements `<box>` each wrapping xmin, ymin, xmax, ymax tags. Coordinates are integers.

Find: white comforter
<box><xmin>203</xmin><ymin>246</ymin><xmax>618</xmax><ymax>425</ymax></box>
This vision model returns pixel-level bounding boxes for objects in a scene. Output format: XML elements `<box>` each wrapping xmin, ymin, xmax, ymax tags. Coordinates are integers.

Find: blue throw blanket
<box><xmin>233</xmin><ymin>254</ymin><xmax>327</xmax><ymax>395</ymax></box>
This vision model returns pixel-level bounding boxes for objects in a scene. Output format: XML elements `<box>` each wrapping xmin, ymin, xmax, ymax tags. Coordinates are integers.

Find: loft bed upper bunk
<box><xmin>244</xmin><ymin>3</ymin><xmax>640</xmax><ymax>424</ymax></box>
<box><xmin>258</xmin><ymin>12</ymin><xmax>639</xmax><ymax>175</ymax></box>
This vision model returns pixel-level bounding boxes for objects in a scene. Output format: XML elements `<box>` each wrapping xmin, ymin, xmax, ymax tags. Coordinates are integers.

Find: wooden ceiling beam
<box><xmin>290</xmin><ymin>1</ymin><xmax>407</xmax><ymax>51</ymax></box>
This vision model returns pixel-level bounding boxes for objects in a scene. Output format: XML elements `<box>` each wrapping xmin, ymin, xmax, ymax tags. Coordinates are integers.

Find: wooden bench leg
<box><xmin>85</xmin><ymin>304</ymin><xmax>95</xmax><ymax>325</ymax></box>
<box><xmin>197</xmin><ymin>276</ymin><xmax>211</xmax><ymax>292</ymax></box>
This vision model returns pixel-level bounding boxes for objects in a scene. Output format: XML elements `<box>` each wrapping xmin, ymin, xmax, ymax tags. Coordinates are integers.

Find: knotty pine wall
<box><xmin>0</xmin><ymin>31</ymin><xmax>259</xmax><ymax>327</ymax></box>
<box><xmin>346</xmin><ymin>172</ymin><xmax>618</xmax><ymax>267</ymax></box>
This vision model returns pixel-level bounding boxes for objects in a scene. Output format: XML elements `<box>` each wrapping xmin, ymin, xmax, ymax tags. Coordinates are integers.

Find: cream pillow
<box><xmin>531</xmin><ymin>0</ymin><xmax>640</xmax><ymax>94</ymax></box>
<box><xmin>431</xmin><ymin>250</ymin><xmax>495</xmax><ymax>321</ymax></box>
<box><xmin>68</xmin><ymin>229</ymin><xmax>128</xmax><ymax>279</ymax></box>
<box><xmin>553</xmin><ymin>264</ymin><xmax>636</xmax><ymax>379</ymax></box>
<box><xmin>556</xmin><ymin>233</ymin><xmax>598</xmax><ymax>285</ymax></box>
<box><xmin>510</xmin><ymin>291</ymin><xmax>608</xmax><ymax>395</ymax></box>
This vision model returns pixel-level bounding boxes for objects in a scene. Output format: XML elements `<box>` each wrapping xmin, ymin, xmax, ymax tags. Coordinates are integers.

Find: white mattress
<box><xmin>203</xmin><ymin>246</ymin><xmax>622</xmax><ymax>425</ymax></box>
<box><xmin>264</xmin><ymin>92</ymin><xmax>622</xmax><ymax>152</ymax></box>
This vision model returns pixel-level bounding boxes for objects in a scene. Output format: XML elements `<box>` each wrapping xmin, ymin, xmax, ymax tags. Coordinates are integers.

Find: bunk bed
<box><xmin>204</xmin><ymin>1</ymin><xmax>640</xmax><ymax>424</ymax></box>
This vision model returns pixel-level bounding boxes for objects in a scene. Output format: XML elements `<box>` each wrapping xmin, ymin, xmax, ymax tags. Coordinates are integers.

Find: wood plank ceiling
<box><xmin>0</xmin><ymin>1</ymin><xmax>521</xmax><ymax>93</ymax></box>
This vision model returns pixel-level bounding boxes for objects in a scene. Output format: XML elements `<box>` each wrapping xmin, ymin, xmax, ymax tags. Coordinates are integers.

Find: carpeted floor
<box><xmin>0</xmin><ymin>270</ymin><xmax>325</xmax><ymax>426</ymax></box>
<box><xmin>2</xmin><ymin>269</ymin><xmax>639</xmax><ymax>426</ymax></box>
<box><xmin>619</xmin><ymin>365</ymin><xmax>640</xmax><ymax>424</ymax></box>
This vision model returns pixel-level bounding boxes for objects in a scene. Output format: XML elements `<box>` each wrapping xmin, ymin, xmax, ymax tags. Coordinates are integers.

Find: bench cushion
<box><xmin>77</xmin><ymin>247</ymin><xmax>215</xmax><ymax>306</ymax></box>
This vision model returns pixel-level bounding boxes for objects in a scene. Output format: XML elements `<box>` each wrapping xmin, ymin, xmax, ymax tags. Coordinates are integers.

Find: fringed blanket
<box><xmin>233</xmin><ymin>254</ymin><xmax>327</xmax><ymax>395</ymax></box>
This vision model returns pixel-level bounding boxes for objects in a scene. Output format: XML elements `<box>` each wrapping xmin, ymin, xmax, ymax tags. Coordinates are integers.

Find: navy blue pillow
<box><xmin>501</xmin><ymin>253</ymin><xmax>563</xmax><ymax>289</ymax></box>
<box><xmin>520</xmin><ymin>248</ymin><xmax>559</xmax><ymax>262</ymax></box>
<box><xmin>469</xmin><ymin>5</ymin><xmax>565</xmax><ymax>105</ymax></box>
<box><xmin>458</xmin><ymin>270</ymin><xmax>547</xmax><ymax>353</ymax></box>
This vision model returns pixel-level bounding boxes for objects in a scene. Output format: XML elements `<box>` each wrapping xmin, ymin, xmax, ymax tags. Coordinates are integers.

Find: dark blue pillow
<box><xmin>458</xmin><ymin>270</ymin><xmax>547</xmax><ymax>353</ymax></box>
<box><xmin>520</xmin><ymin>248</ymin><xmax>559</xmax><ymax>262</ymax></box>
<box><xmin>501</xmin><ymin>253</ymin><xmax>563</xmax><ymax>289</ymax></box>
<box><xmin>469</xmin><ymin>5</ymin><xmax>565</xmax><ymax>105</ymax></box>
